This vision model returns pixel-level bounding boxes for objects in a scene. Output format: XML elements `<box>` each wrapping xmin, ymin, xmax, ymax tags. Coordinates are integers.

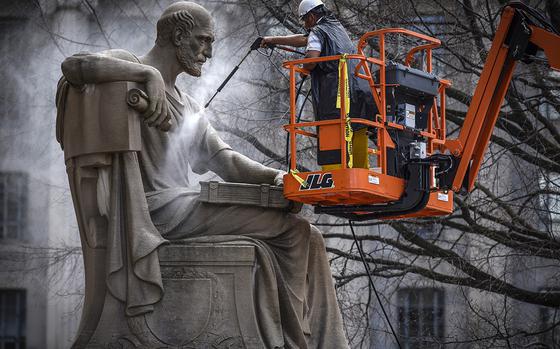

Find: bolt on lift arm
<box><xmin>443</xmin><ymin>3</ymin><xmax>560</xmax><ymax>193</ymax></box>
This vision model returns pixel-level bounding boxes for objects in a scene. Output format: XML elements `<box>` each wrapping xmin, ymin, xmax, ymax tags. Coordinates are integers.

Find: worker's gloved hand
<box><xmin>299</xmin><ymin>70</ymin><xmax>310</xmax><ymax>80</ymax></box>
<box><xmin>251</xmin><ymin>37</ymin><xmax>265</xmax><ymax>50</ymax></box>
<box><xmin>259</xmin><ymin>36</ymin><xmax>274</xmax><ymax>48</ymax></box>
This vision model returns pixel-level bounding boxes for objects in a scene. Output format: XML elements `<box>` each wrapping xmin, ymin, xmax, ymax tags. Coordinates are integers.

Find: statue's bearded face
<box><xmin>176</xmin><ymin>19</ymin><xmax>214</xmax><ymax>77</ymax></box>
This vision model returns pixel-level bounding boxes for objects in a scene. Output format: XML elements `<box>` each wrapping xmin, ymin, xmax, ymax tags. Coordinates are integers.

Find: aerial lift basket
<box><xmin>281</xmin><ymin>4</ymin><xmax>560</xmax><ymax>221</ymax></box>
<box><xmin>282</xmin><ymin>28</ymin><xmax>453</xmax><ymax>220</ymax></box>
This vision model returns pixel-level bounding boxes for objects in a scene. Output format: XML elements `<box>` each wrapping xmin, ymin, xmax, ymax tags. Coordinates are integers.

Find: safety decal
<box><xmin>300</xmin><ymin>173</ymin><xmax>334</xmax><ymax>190</ymax></box>
<box><xmin>368</xmin><ymin>175</ymin><xmax>380</xmax><ymax>185</ymax></box>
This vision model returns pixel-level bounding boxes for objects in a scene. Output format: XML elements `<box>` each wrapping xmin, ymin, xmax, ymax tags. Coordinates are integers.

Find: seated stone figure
<box><xmin>57</xmin><ymin>2</ymin><xmax>348</xmax><ymax>348</ymax></box>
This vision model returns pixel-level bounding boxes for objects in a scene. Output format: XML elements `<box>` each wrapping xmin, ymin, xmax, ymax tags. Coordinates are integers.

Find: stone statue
<box><xmin>56</xmin><ymin>2</ymin><xmax>348</xmax><ymax>348</ymax></box>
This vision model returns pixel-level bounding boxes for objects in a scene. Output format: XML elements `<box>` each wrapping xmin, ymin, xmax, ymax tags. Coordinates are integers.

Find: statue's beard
<box><xmin>176</xmin><ymin>46</ymin><xmax>201</xmax><ymax>77</ymax></box>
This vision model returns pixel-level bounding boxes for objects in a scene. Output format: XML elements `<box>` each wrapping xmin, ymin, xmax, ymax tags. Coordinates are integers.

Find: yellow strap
<box><xmin>337</xmin><ymin>54</ymin><xmax>353</xmax><ymax>168</ymax></box>
<box><xmin>345</xmin><ymin>116</ymin><xmax>353</xmax><ymax>168</ymax></box>
<box><xmin>336</xmin><ymin>54</ymin><xmax>351</xmax><ymax>111</ymax></box>
<box><xmin>290</xmin><ymin>169</ymin><xmax>308</xmax><ymax>188</ymax></box>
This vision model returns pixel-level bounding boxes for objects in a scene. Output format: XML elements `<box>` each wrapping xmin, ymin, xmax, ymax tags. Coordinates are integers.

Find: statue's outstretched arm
<box><xmin>61</xmin><ymin>52</ymin><xmax>157</xmax><ymax>85</ymax></box>
<box><xmin>209</xmin><ymin>149</ymin><xmax>285</xmax><ymax>186</ymax></box>
<box><xmin>61</xmin><ymin>51</ymin><xmax>168</xmax><ymax>129</ymax></box>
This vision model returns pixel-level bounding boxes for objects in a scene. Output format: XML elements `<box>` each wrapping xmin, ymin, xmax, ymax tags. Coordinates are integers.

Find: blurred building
<box><xmin>0</xmin><ymin>0</ymin><xmax>156</xmax><ymax>347</ymax></box>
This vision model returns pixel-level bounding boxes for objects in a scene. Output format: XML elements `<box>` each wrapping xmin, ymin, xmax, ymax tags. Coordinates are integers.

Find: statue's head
<box><xmin>156</xmin><ymin>2</ymin><xmax>214</xmax><ymax>77</ymax></box>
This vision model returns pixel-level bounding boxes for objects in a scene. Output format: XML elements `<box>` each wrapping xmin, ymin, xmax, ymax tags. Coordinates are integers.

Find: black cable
<box><xmin>297</xmin><ymin>89</ymin><xmax>312</xmax><ymax>124</ymax></box>
<box><xmin>285</xmin><ymin>86</ymin><xmax>311</xmax><ymax>166</ymax></box>
<box><xmin>506</xmin><ymin>1</ymin><xmax>560</xmax><ymax>35</ymax></box>
<box><xmin>348</xmin><ymin>220</ymin><xmax>403</xmax><ymax>349</ymax></box>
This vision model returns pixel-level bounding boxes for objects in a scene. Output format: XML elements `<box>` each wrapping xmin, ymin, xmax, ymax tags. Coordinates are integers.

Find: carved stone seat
<box><xmin>89</xmin><ymin>242</ymin><xmax>263</xmax><ymax>348</ymax></box>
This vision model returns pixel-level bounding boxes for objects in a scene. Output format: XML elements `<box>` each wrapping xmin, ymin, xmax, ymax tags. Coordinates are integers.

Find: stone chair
<box><xmin>56</xmin><ymin>80</ymin><xmax>263</xmax><ymax>348</ymax></box>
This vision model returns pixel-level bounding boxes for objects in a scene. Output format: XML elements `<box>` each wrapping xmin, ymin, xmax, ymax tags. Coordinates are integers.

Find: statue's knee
<box><xmin>287</xmin><ymin>214</ymin><xmax>313</xmax><ymax>240</ymax></box>
<box><xmin>309</xmin><ymin>225</ymin><xmax>326</xmax><ymax>250</ymax></box>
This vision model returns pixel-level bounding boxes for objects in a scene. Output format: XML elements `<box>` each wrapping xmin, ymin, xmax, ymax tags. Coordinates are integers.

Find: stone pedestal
<box><xmin>86</xmin><ymin>242</ymin><xmax>263</xmax><ymax>348</ymax></box>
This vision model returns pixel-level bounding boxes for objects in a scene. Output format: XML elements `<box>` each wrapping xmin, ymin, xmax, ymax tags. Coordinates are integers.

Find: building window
<box><xmin>416</xmin><ymin>222</ymin><xmax>440</xmax><ymax>240</ymax></box>
<box><xmin>405</xmin><ymin>15</ymin><xmax>447</xmax><ymax>74</ymax></box>
<box><xmin>397</xmin><ymin>288</ymin><xmax>445</xmax><ymax>348</ymax></box>
<box><xmin>540</xmin><ymin>102</ymin><xmax>560</xmax><ymax>121</ymax></box>
<box><xmin>540</xmin><ymin>306</ymin><xmax>560</xmax><ymax>347</ymax></box>
<box><xmin>0</xmin><ymin>289</ymin><xmax>26</xmax><ymax>349</ymax></box>
<box><xmin>538</xmin><ymin>172</ymin><xmax>560</xmax><ymax>237</ymax></box>
<box><xmin>0</xmin><ymin>17</ymin><xmax>27</xmax><ymax>129</ymax></box>
<box><xmin>0</xmin><ymin>172</ymin><xmax>27</xmax><ymax>240</ymax></box>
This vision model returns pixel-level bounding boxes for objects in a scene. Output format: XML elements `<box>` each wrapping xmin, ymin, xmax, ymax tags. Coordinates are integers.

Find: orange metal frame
<box><xmin>282</xmin><ymin>28</ymin><xmax>454</xmax><ymax>217</ymax></box>
<box><xmin>446</xmin><ymin>7</ymin><xmax>560</xmax><ymax>192</ymax></box>
<box><xmin>282</xmin><ymin>6</ymin><xmax>560</xmax><ymax>219</ymax></box>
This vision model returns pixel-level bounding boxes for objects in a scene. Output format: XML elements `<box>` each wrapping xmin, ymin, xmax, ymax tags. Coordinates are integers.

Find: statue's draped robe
<box><xmin>144</xmin><ymin>90</ymin><xmax>347</xmax><ymax>349</ymax></box>
<box><xmin>58</xmin><ymin>49</ymin><xmax>349</xmax><ymax>349</ymax></box>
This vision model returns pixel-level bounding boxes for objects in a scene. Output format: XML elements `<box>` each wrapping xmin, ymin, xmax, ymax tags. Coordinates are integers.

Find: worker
<box><xmin>261</xmin><ymin>0</ymin><xmax>374</xmax><ymax>169</ymax></box>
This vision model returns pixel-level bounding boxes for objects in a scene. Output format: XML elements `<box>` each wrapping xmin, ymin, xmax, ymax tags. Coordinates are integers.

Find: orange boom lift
<box><xmin>282</xmin><ymin>2</ymin><xmax>560</xmax><ymax>221</ymax></box>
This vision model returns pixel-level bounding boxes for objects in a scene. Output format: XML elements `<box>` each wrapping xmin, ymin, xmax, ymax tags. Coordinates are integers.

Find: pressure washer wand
<box><xmin>204</xmin><ymin>50</ymin><xmax>251</xmax><ymax>108</ymax></box>
<box><xmin>204</xmin><ymin>38</ymin><xmax>305</xmax><ymax>109</ymax></box>
<box><xmin>204</xmin><ymin>37</ymin><xmax>265</xmax><ymax>109</ymax></box>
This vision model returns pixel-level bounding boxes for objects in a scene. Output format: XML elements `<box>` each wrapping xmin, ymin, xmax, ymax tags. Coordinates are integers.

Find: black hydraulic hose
<box><xmin>296</xmin><ymin>87</ymin><xmax>312</xmax><ymax>124</ymax></box>
<box><xmin>316</xmin><ymin>160</ymin><xmax>432</xmax><ymax>220</ymax></box>
<box><xmin>506</xmin><ymin>1</ymin><xmax>560</xmax><ymax>35</ymax></box>
<box><xmin>273</xmin><ymin>45</ymin><xmax>306</xmax><ymax>55</ymax></box>
<box><xmin>348</xmin><ymin>221</ymin><xmax>403</xmax><ymax>349</ymax></box>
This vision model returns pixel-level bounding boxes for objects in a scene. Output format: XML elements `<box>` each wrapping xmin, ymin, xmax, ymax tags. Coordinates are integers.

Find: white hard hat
<box><xmin>298</xmin><ymin>0</ymin><xmax>324</xmax><ymax>18</ymax></box>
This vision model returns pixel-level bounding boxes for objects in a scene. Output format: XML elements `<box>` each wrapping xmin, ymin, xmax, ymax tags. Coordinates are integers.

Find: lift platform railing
<box><xmin>282</xmin><ymin>29</ymin><xmax>449</xmax><ymax>180</ymax></box>
<box><xmin>279</xmin><ymin>29</ymin><xmax>456</xmax><ymax>219</ymax></box>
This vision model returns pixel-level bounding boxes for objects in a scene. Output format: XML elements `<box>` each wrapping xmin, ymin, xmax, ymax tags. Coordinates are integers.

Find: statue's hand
<box><xmin>143</xmin><ymin>68</ymin><xmax>169</xmax><ymax>130</ymax></box>
<box><xmin>288</xmin><ymin>201</ymin><xmax>303</xmax><ymax>214</ymax></box>
<box><xmin>272</xmin><ymin>171</ymin><xmax>303</xmax><ymax>213</ymax></box>
<box><xmin>273</xmin><ymin>171</ymin><xmax>285</xmax><ymax>186</ymax></box>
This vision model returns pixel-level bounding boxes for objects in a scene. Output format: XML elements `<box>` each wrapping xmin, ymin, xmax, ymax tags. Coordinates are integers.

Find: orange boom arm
<box><xmin>445</xmin><ymin>4</ymin><xmax>560</xmax><ymax>193</ymax></box>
